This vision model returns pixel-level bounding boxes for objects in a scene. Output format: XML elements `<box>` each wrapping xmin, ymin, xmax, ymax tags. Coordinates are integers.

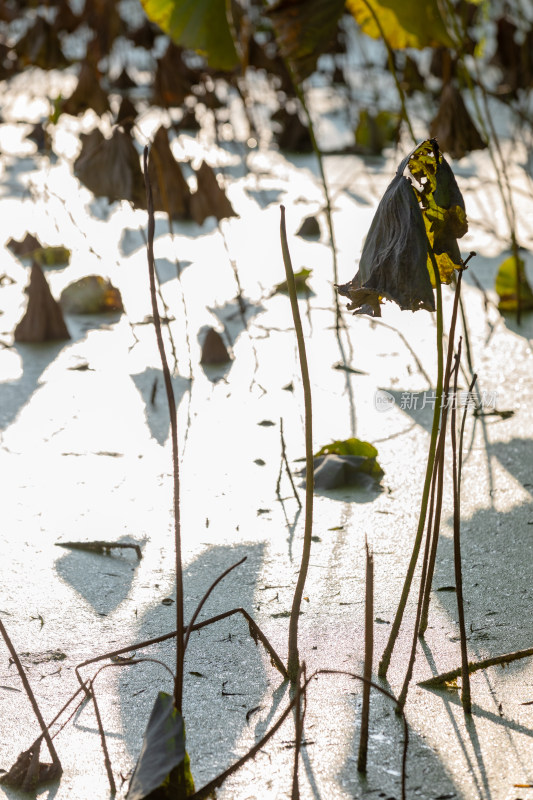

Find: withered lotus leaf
<box><xmin>62</xmin><ymin>57</ymin><xmax>110</xmax><ymax>117</ymax></box>
<box><xmin>190</xmin><ymin>162</ymin><xmax>237</xmax><ymax>224</ymax></box>
<box><xmin>148</xmin><ymin>126</ymin><xmax>192</xmax><ymax>218</ymax></box>
<box><xmin>15</xmin><ymin>17</ymin><xmax>69</xmax><ymax>70</ymax></box>
<box><xmin>152</xmin><ymin>43</ymin><xmax>199</xmax><ymax>108</ymax></box>
<box><xmin>74</xmin><ymin>128</ymin><xmax>145</xmax><ymax>207</ymax></box>
<box><xmin>429</xmin><ymin>82</ymin><xmax>486</xmax><ymax>160</ymax></box>
<box><xmin>7</xmin><ymin>233</ymin><xmax>42</xmax><ymax>257</ymax></box>
<box><xmin>200</xmin><ymin>328</ymin><xmax>231</xmax><ymax>364</ymax></box>
<box><xmin>267</xmin><ymin>0</ymin><xmax>345</xmax><ymax>84</ymax></box>
<box><xmin>338</xmin><ymin>156</ymin><xmax>434</xmax><ymax>316</ymax></box>
<box><xmin>14</xmin><ymin>263</ymin><xmax>70</xmax><ymax>342</ymax></box>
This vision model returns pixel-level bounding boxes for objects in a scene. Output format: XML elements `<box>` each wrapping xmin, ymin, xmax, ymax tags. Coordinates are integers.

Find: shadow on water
<box><xmin>0</xmin><ymin>341</ymin><xmax>66</xmax><ymax>433</ymax></box>
<box><xmin>112</xmin><ymin>541</ymin><xmax>290</xmax><ymax>789</ymax></box>
<box><xmin>130</xmin><ymin>368</ymin><xmax>190</xmax><ymax>446</ymax></box>
<box><xmin>55</xmin><ymin>538</ymin><xmax>142</xmax><ymax>617</ymax></box>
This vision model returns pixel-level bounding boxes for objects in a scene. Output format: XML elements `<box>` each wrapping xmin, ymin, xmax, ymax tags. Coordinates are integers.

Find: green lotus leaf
<box><xmin>140</xmin><ymin>0</ymin><xmax>239</xmax><ymax>71</ymax></box>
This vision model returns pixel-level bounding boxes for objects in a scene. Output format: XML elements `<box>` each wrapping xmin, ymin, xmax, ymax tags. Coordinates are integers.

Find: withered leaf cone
<box><xmin>200</xmin><ymin>328</ymin><xmax>231</xmax><ymax>365</ymax></box>
<box><xmin>337</xmin><ymin>155</ymin><xmax>434</xmax><ymax>317</ymax></box>
<box><xmin>74</xmin><ymin>128</ymin><xmax>145</xmax><ymax>207</ymax></box>
<box><xmin>148</xmin><ymin>127</ymin><xmax>192</xmax><ymax>219</ymax></box>
<box><xmin>15</xmin><ymin>263</ymin><xmax>70</xmax><ymax>342</ymax></box>
<box><xmin>62</xmin><ymin>56</ymin><xmax>110</xmax><ymax>117</ymax></box>
<box><xmin>190</xmin><ymin>162</ymin><xmax>237</xmax><ymax>225</ymax></box>
<box><xmin>429</xmin><ymin>82</ymin><xmax>486</xmax><ymax>160</ymax></box>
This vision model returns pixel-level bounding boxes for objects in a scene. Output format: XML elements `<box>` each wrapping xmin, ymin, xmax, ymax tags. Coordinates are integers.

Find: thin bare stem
<box><xmin>291</xmin><ymin>664</ymin><xmax>306</xmax><ymax>800</ymax></box>
<box><xmin>182</xmin><ymin>557</ymin><xmax>247</xmax><ymax>656</ymax></box>
<box><xmin>280</xmin><ymin>205</ymin><xmax>314</xmax><ymax>682</ymax></box>
<box><xmin>358</xmin><ymin>541</ymin><xmax>374</xmax><ymax>772</ymax></box>
<box><xmin>451</xmin><ymin>339</ymin><xmax>471</xmax><ymax>713</ymax></box>
<box><xmin>278</xmin><ymin>417</ymin><xmax>302</xmax><ymax>507</ymax></box>
<box><xmin>88</xmin><ymin>677</ymin><xmax>116</xmax><ymax>795</ymax></box>
<box><xmin>0</xmin><ymin>618</ymin><xmax>61</xmax><ymax>770</ymax></box>
<box><xmin>76</xmin><ymin>606</ymin><xmax>288</xmax><ymax>686</ymax></box>
<box><xmin>143</xmin><ymin>146</ymin><xmax>184</xmax><ymax>711</ymax></box>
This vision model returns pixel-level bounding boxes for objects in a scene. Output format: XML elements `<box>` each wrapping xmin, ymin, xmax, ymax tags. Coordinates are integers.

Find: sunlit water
<box><xmin>1</xmin><ymin>17</ymin><xmax>533</xmax><ymax>800</ymax></box>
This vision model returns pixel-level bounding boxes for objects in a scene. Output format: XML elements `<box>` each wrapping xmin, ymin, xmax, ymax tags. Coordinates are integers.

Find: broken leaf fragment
<box><xmin>7</xmin><ymin>236</ymin><xmax>70</xmax><ymax>266</ymax></box>
<box><xmin>7</xmin><ymin>233</ymin><xmax>42</xmax><ymax>257</ymax></box>
<box><xmin>494</xmin><ymin>254</ymin><xmax>533</xmax><ymax>312</ymax></box>
<box><xmin>0</xmin><ymin>736</ymin><xmax>62</xmax><ymax>791</ymax></box>
<box><xmin>296</xmin><ymin>216</ymin><xmax>320</xmax><ymax>238</ymax></box>
<box><xmin>60</xmin><ymin>276</ymin><xmax>123</xmax><ymax>314</ymax></box>
<box><xmin>126</xmin><ymin>691</ymin><xmax>195</xmax><ymax>800</ymax></box>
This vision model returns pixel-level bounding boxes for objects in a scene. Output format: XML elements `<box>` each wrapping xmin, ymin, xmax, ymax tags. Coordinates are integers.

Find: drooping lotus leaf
<box><xmin>338</xmin><ymin>139</ymin><xmax>468</xmax><ymax>316</ymax></box>
<box><xmin>338</xmin><ymin>157</ymin><xmax>433</xmax><ymax>316</ymax></box>
<box><xmin>267</xmin><ymin>0</ymin><xmax>345</xmax><ymax>84</ymax></box>
<box><xmin>346</xmin><ymin>0</ymin><xmax>453</xmax><ymax>50</ymax></box>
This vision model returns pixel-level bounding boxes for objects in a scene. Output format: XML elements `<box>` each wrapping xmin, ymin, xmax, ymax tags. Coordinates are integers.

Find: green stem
<box><xmin>280</xmin><ymin>206</ymin><xmax>314</xmax><ymax>682</ymax></box>
<box><xmin>360</xmin><ymin>0</ymin><xmax>416</xmax><ymax>145</ymax></box>
<box><xmin>378</xmin><ymin>255</ymin><xmax>444</xmax><ymax>679</ymax></box>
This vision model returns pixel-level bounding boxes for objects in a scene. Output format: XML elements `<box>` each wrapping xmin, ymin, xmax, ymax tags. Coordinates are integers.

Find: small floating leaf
<box><xmin>494</xmin><ymin>254</ymin><xmax>533</xmax><ymax>312</ymax></box>
<box><xmin>274</xmin><ymin>267</ymin><xmax>312</xmax><ymax>295</ymax></box>
<box><xmin>60</xmin><ymin>276</ymin><xmax>123</xmax><ymax>314</ymax></box>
